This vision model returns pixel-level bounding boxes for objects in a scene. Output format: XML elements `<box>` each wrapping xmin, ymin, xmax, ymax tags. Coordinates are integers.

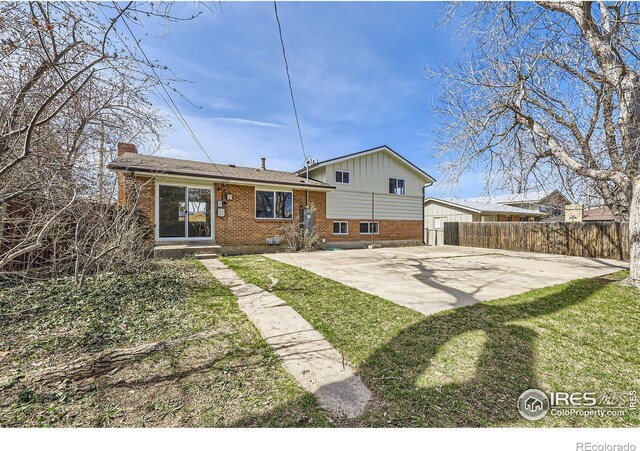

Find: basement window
<box><xmin>359</xmin><ymin>222</ymin><xmax>379</xmax><ymax>234</ymax></box>
<box><xmin>333</xmin><ymin>221</ymin><xmax>348</xmax><ymax>235</ymax></box>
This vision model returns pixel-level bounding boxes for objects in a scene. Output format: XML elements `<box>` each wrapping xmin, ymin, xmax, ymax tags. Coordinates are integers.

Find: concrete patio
<box><xmin>265</xmin><ymin>245</ymin><xmax>628</xmax><ymax>315</ymax></box>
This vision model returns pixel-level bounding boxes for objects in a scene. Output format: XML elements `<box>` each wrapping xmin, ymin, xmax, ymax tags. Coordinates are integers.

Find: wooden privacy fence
<box><xmin>443</xmin><ymin>221</ymin><xmax>630</xmax><ymax>261</ymax></box>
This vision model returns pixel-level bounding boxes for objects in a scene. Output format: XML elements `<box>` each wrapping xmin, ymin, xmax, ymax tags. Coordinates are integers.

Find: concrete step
<box><xmin>154</xmin><ymin>240</ymin><xmax>215</xmax><ymax>246</ymax></box>
<box><xmin>195</xmin><ymin>253</ymin><xmax>218</xmax><ymax>260</ymax></box>
<box><xmin>154</xmin><ymin>242</ymin><xmax>221</xmax><ymax>259</ymax></box>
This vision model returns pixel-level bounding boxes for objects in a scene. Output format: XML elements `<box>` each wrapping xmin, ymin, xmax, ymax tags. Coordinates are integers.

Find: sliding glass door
<box><xmin>187</xmin><ymin>188</ymin><xmax>212</xmax><ymax>238</ymax></box>
<box><xmin>158</xmin><ymin>185</ymin><xmax>212</xmax><ymax>239</ymax></box>
<box><xmin>158</xmin><ymin>185</ymin><xmax>187</xmax><ymax>238</ymax></box>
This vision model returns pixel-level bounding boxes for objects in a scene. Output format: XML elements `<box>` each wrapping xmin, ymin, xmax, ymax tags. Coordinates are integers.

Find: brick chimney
<box><xmin>116</xmin><ymin>142</ymin><xmax>138</xmax><ymax>208</ymax></box>
<box><xmin>117</xmin><ymin>142</ymin><xmax>138</xmax><ymax>156</ymax></box>
<box><xmin>260</xmin><ymin>157</ymin><xmax>266</xmax><ymax>170</ymax></box>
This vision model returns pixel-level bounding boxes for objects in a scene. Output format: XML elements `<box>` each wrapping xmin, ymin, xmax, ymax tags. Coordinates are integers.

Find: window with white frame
<box><xmin>335</xmin><ymin>170</ymin><xmax>350</xmax><ymax>184</ymax></box>
<box><xmin>389</xmin><ymin>178</ymin><xmax>406</xmax><ymax>195</ymax></box>
<box><xmin>255</xmin><ymin>189</ymin><xmax>293</xmax><ymax>219</ymax></box>
<box><xmin>434</xmin><ymin>217</ymin><xmax>446</xmax><ymax>229</ymax></box>
<box><xmin>359</xmin><ymin>222</ymin><xmax>379</xmax><ymax>234</ymax></box>
<box><xmin>332</xmin><ymin>221</ymin><xmax>348</xmax><ymax>235</ymax></box>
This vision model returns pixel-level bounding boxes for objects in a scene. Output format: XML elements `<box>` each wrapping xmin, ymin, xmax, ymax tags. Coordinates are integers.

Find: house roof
<box><xmin>295</xmin><ymin>145</ymin><xmax>436</xmax><ymax>183</ymax></box>
<box><xmin>584</xmin><ymin>206</ymin><xmax>615</xmax><ymax>221</ymax></box>
<box><xmin>424</xmin><ymin>197</ymin><xmax>546</xmax><ymax>216</ymax></box>
<box><xmin>466</xmin><ymin>190</ymin><xmax>569</xmax><ymax>205</ymax></box>
<box><xmin>108</xmin><ymin>153</ymin><xmax>334</xmax><ymax>190</ymax></box>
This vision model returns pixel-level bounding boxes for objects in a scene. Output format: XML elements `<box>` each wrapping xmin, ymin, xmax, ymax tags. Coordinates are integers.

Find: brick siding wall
<box><xmin>136</xmin><ymin>177</ymin><xmax>155</xmax><ymax>236</ymax></box>
<box><xmin>317</xmin><ymin>218</ymin><xmax>423</xmax><ymax>242</ymax></box>
<box><xmin>305</xmin><ymin>190</ymin><xmax>422</xmax><ymax>242</ymax></box>
<box><xmin>120</xmin><ymin>178</ymin><xmax>423</xmax><ymax>245</ymax></box>
<box><xmin>215</xmin><ymin>183</ymin><xmax>311</xmax><ymax>245</ymax></box>
<box><xmin>215</xmin><ymin>185</ymin><xmax>422</xmax><ymax>244</ymax></box>
<box><xmin>117</xmin><ymin>174</ymin><xmax>155</xmax><ymax>237</ymax></box>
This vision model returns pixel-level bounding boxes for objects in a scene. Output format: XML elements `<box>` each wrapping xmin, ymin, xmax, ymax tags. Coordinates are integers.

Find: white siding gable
<box><xmin>307</xmin><ymin>148</ymin><xmax>431</xmax><ymax>221</ymax></box>
<box><xmin>423</xmin><ymin>201</ymin><xmax>475</xmax><ymax>229</ymax></box>
<box><xmin>320</xmin><ymin>150</ymin><xmax>426</xmax><ymax>196</ymax></box>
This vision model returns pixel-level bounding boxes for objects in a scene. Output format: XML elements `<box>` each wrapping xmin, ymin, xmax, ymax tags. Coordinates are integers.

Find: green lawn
<box><xmin>3</xmin><ymin>254</ymin><xmax>637</xmax><ymax>427</ymax></box>
<box><xmin>0</xmin><ymin>260</ymin><xmax>329</xmax><ymax>427</ymax></box>
<box><xmin>223</xmin><ymin>254</ymin><xmax>640</xmax><ymax>427</ymax></box>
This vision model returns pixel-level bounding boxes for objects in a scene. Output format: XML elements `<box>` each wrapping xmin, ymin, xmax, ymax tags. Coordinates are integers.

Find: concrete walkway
<box><xmin>200</xmin><ymin>258</ymin><xmax>371</xmax><ymax>419</ymax></box>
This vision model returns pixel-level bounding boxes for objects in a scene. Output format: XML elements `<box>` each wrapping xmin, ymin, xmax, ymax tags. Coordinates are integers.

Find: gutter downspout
<box><xmin>306</xmin><ymin>162</ymin><xmax>309</xmax><ymax>207</ymax></box>
<box><xmin>423</xmin><ymin>181</ymin><xmax>433</xmax><ymax>245</ymax></box>
<box><xmin>371</xmin><ymin>192</ymin><xmax>375</xmax><ymax>246</ymax></box>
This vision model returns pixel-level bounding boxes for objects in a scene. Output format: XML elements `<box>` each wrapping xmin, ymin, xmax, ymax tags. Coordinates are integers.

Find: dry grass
<box><xmin>0</xmin><ymin>259</ymin><xmax>329</xmax><ymax>427</ymax></box>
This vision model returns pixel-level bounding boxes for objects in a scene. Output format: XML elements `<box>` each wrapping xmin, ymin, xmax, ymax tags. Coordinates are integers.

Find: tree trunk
<box><xmin>0</xmin><ymin>330</ymin><xmax>220</xmax><ymax>389</ymax></box>
<box><xmin>621</xmin><ymin>71</ymin><xmax>640</xmax><ymax>286</ymax></box>
<box><xmin>629</xmin><ymin>176</ymin><xmax>640</xmax><ymax>286</ymax></box>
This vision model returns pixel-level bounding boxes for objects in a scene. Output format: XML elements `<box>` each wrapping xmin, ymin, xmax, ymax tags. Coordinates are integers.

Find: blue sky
<box><xmin>137</xmin><ymin>1</ymin><xmax>484</xmax><ymax>197</ymax></box>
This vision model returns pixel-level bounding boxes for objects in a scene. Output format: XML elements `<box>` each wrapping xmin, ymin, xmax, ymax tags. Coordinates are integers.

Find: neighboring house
<box><xmin>108</xmin><ymin>143</ymin><xmax>435</xmax><ymax>253</ymax></box>
<box><xmin>423</xmin><ymin>197</ymin><xmax>545</xmax><ymax>245</ymax></box>
<box><xmin>583</xmin><ymin>206</ymin><xmax>615</xmax><ymax>222</ymax></box>
<box><xmin>466</xmin><ymin>190</ymin><xmax>571</xmax><ymax>222</ymax></box>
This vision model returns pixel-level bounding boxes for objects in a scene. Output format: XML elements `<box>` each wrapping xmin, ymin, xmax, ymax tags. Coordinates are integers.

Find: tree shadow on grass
<box><xmin>233</xmin><ymin>276</ymin><xmax>610</xmax><ymax>427</ymax></box>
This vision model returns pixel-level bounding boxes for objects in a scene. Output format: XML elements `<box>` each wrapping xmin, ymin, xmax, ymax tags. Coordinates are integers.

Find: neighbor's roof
<box><xmin>424</xmin><ymin>197</ymin><xmax>546</xmax><ymax>216</ymax></box>
<box><xmin>108</xmin><ymin>153</ymin><xmax>334</xmax><ymax>189</ymax></box>
<box><xmin>583</xmin><ymin>206</ymin><xmax>615</xmax><ymax>221</ymax></box>
<box><xmin>295</xmin><ymin>145</ymin><xmax>436</xmax><ymax>183</ymax></box>
<box><xmin>466</xmin><ymin>190</ymin><xmax>568</xmax><ymax>205</ymax></box>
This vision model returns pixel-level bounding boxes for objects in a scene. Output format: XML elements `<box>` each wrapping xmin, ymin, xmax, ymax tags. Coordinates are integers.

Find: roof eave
<box><xmin>108</xmin><ymin>165</ymin><xmax>336</xmax><ymax>191</ymax></box>
<box><xmin>481</xmin><ymin>210</ymin><xmax>545</xmax><ymax>216</ymax></box>
<box><xmin>424</xmin><ymin>198</ymin><xmax>546</xmax><ymax>216</ymax></box>
<box><xmin>423</xmin><ymin>197</ymin><xmax>481</xmax><ymax>213</ymax></box>
<box><xmin>296</xmin><ymin>145</ymin><xmax>436</xmax><ymax>183</ymax></box>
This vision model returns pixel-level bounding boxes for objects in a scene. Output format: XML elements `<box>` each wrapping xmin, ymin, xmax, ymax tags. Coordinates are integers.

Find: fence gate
<box><xmin>425</xmin><ymin>228</ymin><xmax>445</xmax><ymax>246</ymax></box>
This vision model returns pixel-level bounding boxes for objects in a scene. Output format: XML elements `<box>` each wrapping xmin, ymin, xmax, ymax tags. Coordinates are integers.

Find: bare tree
<box><xmin>0</xmin><ymin>1</ymin><xmax>206</xmax><ymax>281</ymax></box>
<box><xmin>278</xmin><ymin>208</ymin><xmax>322</xmax><ymax>253</ymax></box>
<box><xmin>433</xmin><ymin>1</ymin><xmax>640</xmax><ymax>286</ymax></box>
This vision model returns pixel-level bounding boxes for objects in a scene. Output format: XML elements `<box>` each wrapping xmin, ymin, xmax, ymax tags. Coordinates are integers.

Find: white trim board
<box><xmin>114</xmin><ymin>170</ymin><xmax>334</xmax><ymax>192</ymax></box>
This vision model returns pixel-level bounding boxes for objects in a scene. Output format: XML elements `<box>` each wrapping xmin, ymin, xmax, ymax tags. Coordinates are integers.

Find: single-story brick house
<box><xmin>466</xmin><ymin>190</ymin><xmax>572</xmax><ymax>222</ymax></box>
<box><xmin>108</xmin><ymin>143</ymin><xmax>435</xmax><ymax>253</ymax></box>
<box><xmin>583</xmin><ymin>206</ymin><xmax>615</xmax><ymax>222</ymax></box>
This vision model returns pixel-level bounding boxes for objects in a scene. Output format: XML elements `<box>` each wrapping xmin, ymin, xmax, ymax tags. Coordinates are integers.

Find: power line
<box><xmin>108</xmin><ymin>3</ymin><xmax>225</xmax><ymax>177</ymax></box>
<box><xmin>273</xmin><ymin>1</ymin><xmax>309</xmax><ymax>167</ymax></box>
<box><xmin>116</xmin><ymin>11</ymin><xmax>221</xmax><ymax>173</ymax></box>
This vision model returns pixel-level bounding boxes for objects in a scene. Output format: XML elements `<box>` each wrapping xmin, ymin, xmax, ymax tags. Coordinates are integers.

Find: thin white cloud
<box><xmin>154</xmin><ymin>108</ymin><xmax>360</xmax><ymax>172</ymax></box>
<box><xmin>136</xmin><ymin>3</ymin><xmax>461</xmax><ymax>184</ymax></box>
<box><xmin>209</xmin><ymin>117</ymin><xmax>283</xmax><ymax>128</ymax></box>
